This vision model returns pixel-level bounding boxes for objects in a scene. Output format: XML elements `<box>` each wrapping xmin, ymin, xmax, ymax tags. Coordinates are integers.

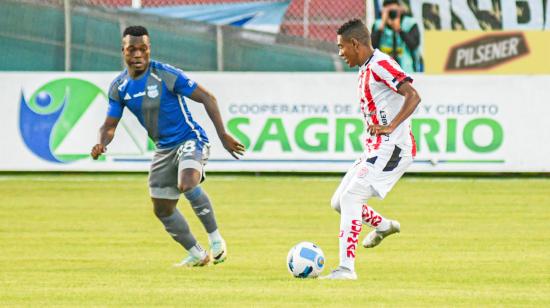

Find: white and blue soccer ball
<box><xmin>287</xmin><ymin>241</ymin><xmax>325</xmax><ymax>278</ymax></box>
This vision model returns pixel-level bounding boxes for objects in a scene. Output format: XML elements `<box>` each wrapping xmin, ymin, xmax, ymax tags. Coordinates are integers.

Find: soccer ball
<box><xmin>286</xmin><ymin>242</ymin><xmax>325</xmax><ymax>278</ymax></box>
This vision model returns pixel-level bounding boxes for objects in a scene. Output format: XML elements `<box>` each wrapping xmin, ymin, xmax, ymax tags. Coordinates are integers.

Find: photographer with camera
<box><xmin>371</xmin><ymin>0</ymin><xmax>422</xmax><ymax>73</ymax></box>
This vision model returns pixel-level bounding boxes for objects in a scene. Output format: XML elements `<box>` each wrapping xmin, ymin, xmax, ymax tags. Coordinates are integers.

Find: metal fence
<box><xmin>1</xmin><ymin>0</ymin><xmax>352</xmax><ymax>71</ymax></box>
<box><xmin>72</xmin><ymin>0</ymin><xmax>366</xmax><ymax>42</ymax></box>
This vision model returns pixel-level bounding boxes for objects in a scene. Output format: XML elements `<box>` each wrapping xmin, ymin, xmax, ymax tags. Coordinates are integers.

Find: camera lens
<box><xmin>389</xmin><ymin>10</ymin><xmax>398</xmax><ymax>19</ymax></box>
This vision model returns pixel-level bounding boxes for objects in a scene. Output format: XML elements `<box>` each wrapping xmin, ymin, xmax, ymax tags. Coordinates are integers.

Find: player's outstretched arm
<box><xmin>91</xmin><ymin>116</ymin><xmax>120</xmax><ymax>160</ymax></box>
<box><xmin>189</xmin><ymin>85</ymin><xmax>245</xmax><ymax>159</ymax></box>
<box><xmin>368</xmin><ymin>81</ymin><xmax>421</xmax><ymax>136</ymax></box>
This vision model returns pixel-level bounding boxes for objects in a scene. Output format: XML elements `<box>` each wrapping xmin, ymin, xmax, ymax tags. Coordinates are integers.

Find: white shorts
<box><xmin>332</xmin><ymin>144</ymin><xmax>412</xmax><ymax>207</ymax></box>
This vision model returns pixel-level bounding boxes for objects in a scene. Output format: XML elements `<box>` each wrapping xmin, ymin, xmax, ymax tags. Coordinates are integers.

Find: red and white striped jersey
<box><xmin>357</xmin><ymin>49</ymin><xmax>416</xmax><ymax>157</ymax></box>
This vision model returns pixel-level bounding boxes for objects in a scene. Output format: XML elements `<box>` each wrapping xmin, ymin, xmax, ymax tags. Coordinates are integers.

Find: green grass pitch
<box><xmin>1</xmin><ymin>174</ymin><xmax>549</xmax><ymax>307</ymax></box>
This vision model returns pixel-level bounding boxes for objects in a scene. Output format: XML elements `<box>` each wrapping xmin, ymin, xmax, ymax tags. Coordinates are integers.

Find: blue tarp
<box><xmin>129</xmin><ymin>1</ymin><xmax>291</xmax><ymax>33</ymax></box>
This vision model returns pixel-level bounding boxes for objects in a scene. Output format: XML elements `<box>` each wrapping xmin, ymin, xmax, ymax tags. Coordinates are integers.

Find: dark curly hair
<box><xmin>336</xmin><ymin>19</ymin><xmax>370</xmax><ymax>45</ymax></box>
<box><xmin>122</xmin><ymin>25</ymin><xmax>149</xmax><ymax>37</ymax></box>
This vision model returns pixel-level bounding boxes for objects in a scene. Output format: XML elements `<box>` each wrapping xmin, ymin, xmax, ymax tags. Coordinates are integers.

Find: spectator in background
<box><xmin>371</xmin><ymin>0</ymin><xmax>422</xmax><ymax>73</ymax></box>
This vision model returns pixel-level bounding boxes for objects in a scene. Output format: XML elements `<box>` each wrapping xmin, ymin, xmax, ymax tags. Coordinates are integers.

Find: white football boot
<box><xmin>210</xmin><ymin>239</ymin><xmax>227</xmax><ymax>265</ymax></box>
<box><xmin>362</xmin><ymin>220</ymin><xmax>400</xmax><ymax>248</ymax></box>
<box><xmin>319</xmin><ymin>267</ymin><xmax>358</xmax><ymax>280</ymax></box>
<box><xmin>174</xmin><ymin>253</ymin><xmax>210</xmax><ymax>267</ymax></box>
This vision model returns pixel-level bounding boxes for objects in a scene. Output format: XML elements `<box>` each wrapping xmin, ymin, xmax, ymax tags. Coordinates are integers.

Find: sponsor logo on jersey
<box><xmin>380</xmin><ymin>110</ymin><xmax>388</xmax><ymax>126</ymax></box>
<box><xmin>445</xmin><ymin>32</ymin><xmax>529</xmax><ymax>71</ymax></box>
<box><xmin>133</xmin><ymin>91</ymin><xmax>145</xmax><ymax>98</ymax></box>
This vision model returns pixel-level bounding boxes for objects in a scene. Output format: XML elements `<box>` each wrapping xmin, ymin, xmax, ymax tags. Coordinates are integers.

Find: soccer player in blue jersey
<box><xmin>90</xmin><ymin>26</ymin><xmax>245</xmax><ymax>267</ymax></box>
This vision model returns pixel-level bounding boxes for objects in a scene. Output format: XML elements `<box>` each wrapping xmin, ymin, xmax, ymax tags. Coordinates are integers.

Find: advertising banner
<box><xmin>1</xmin><ymin>72</ymin><xmax>549</xmax><ymax>172</ymax></box>
<box><xmin>424</xmin><ymin>31</ymin><xmax>550</xmax><ymax>74</ymax></box>
<box><xmin>371</xmin><ymin>1</ymin><xmax>550</xmax><ymax>74</ymax></box>
<box><xmin>393</xmin><ymin>0</ymin><xmax>550</xmax><ymax>31</ymax></box>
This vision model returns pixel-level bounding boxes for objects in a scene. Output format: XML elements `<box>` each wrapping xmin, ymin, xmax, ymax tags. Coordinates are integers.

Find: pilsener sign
<box><xmin>424</xmin><ymin>31</ymin><xmax>550</xmax><ymax>74</ymax></box>
<box><xmin>445</xmin><ymin>32</ymin><xmax>529</xmax><ymax>71</ymax></box>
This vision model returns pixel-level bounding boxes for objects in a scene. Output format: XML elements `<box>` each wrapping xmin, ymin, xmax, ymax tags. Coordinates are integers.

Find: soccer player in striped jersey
<box><xmin>321</xmin><ymin>19</ymin><xmax>421</xmax><ymax>280</ymax></box>
<box><xmin>91</xmin><ymin>26</ymin><xmax>245</xmax><ymax>267</ymax></box>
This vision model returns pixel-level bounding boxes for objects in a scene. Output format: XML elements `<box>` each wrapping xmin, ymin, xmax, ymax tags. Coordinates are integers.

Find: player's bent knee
<box><xmin>177</xmin><ymin>182</ymin><xmax>196</xmax><ymax>193</ymax></box>
<box><xmin>153</xmin><ymin>204</ymin><xmax>174</xmax><ymax>218</ymax></box>
<box><xmin>152</xmin><ymin>199</ymin><xmax>177</xmax><ymax>218</ymax></box>
<box><xmin>178</xmin><ymin>168</ymin><xmax>201</xmax><ymax>192</ymax></box>
<box><xmin>339</xmin><ymin>190</ymin><xmax>364</xmax><ymax>210</ymax></box>
<box><xmin>338</xmin><ymin>184</ymin><xmax>376</xmax><ymax>212</ymax></box>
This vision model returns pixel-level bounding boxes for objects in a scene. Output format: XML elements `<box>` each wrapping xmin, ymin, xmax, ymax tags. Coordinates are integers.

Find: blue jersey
<box><xmin>107</xmin><ymin>60</ymin><xmax>209</xmax><ymax>149</ymax></box>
